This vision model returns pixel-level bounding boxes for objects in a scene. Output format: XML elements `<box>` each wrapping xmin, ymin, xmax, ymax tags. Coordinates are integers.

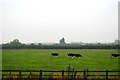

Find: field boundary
<box><xmin>1</xmin><ymin>70</ymin><xmax>120</xmax><ymax>80</ymax></box>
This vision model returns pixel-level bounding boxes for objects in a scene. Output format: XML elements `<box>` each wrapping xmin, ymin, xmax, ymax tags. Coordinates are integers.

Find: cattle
<box><xmin>111</xmin><ymin>54</ymin><xmax>120</xmax><ymax>57</ymax></box>
<box><xmin>51</xmin><ymin>53</ymin><xmax>59</xmax><ymax>57</ymax></box>
<box><xmin>74</xmin><ymin>54</ymin><xmax>82</xmax><ymax>58</ymax></box>
<box><xmin>68</xmin><ymin>53</ymin><xmax>82</xmax><ymax>59</ymax></box>
<box><xmin>68</xmin><ymin>53</ymin><xmax>75</xmax><ymax>57</ymax></box>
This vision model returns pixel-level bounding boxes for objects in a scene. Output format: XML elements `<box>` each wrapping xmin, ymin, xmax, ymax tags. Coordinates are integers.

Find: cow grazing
<box><xmin>51</xmin><ymin>53</ymin><xmax>59</xmax><ymax>57</ymax></box>
<box><xmin>111</xmin><ymin>54</ymin><xmax>120</xmax><ymax>57</ymax></box>
<box><xmin>68</xmin><ymin>53</ymin><xmax>82</xmax><ymax>59</ymax></box>
<box><xmin>74</xmin><ymin>54</ymin><xmax>82</xmax><ymax>58</ymax></box>
<box><xmin>68</xmin><ymin>53</ymin><xmax>75</xmax><ymax>57</ymax></box>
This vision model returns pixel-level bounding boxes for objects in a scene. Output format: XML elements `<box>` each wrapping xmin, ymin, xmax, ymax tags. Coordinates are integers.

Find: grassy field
<box><xmin>2</xmin><ymin>49</ymin><xmax>119</xmax><ymax>71</ymax></box>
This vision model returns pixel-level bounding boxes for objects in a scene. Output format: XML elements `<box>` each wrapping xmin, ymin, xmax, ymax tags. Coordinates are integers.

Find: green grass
<box><xmin>2</xmin><ymin>49</ymin><xmax>119</xmax><ymax>71</ymax></box>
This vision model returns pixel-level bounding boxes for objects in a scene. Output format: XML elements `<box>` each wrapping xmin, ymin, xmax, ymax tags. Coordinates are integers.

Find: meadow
<box><xmin>2</xmin><ymin>49</ymin><xmax>119</xmax><ymax>71</ymax></box>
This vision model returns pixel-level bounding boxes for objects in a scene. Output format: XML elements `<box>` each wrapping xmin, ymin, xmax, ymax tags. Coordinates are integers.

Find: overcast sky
<box><xmin>1</xmin><ymin>0</ymin><xmax>120</xmax><ymax>43</ymax></box>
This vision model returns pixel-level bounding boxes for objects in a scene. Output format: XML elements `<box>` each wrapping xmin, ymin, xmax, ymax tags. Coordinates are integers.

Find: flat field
<box><xmin>2</xmin><ymin>49</ymin><xmax>119</xmax><ymax>71</ymax></box>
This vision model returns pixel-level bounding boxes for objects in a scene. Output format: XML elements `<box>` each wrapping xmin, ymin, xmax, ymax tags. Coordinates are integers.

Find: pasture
<box><xmin>2</xmin><ymin>49</ymin><xmax>119</xmax><ymax>71</ymax></box>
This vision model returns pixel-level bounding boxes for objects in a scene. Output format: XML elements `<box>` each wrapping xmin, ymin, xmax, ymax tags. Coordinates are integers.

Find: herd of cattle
<box><xmin>51</xmin><ymin>53</ymin><xmax>120</xmax><ymax>58</ymax></box>
<box><xmin>51</xmin><ymin>53</ymin><xmax>82</xmax><ymax>58</ymax></box>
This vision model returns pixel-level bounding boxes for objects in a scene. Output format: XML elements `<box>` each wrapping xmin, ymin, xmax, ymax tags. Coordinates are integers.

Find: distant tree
<box><xmin>13</xmin><ymin>39</ymin><xmax>19</xmax><ymax>43</ymax></box>
<box><xmin>38</xmin><ymin>43</ymin><xmax>42</xmax><ymax>45</ymax></box>
<box><xmin>9</xmin><ymin>39</ymin><xmax>22</xmax><ymax>46</ymax></box>
<box><xmin>30</xmin><ymin>43</ymin><xmax>35</xmax><ymax>45</ymax></box>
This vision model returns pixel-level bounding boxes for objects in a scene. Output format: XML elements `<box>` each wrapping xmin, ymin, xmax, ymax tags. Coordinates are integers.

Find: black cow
<box><xmin>68</xmin><ymin>53</ymin><xmax>75</xmax><ymax>57</ymax></box>
<box><xmin>74</xmin><ymin>54</ymin><xmax>82</xmax><ymax>58</ymax></box>
<box><xmin>111</xmin><ymin>54</ymin><xmax>120</xmax><ymax>57</ymax></box>
<box><xmin>51</xmin><ymin>53</ymin><xmax>59</xmax><ymax>57</ymax></box>
<box><xmin>68</xmin><ymin>53</ymin><xmax>82</xmax><ymax>58</ymax></box>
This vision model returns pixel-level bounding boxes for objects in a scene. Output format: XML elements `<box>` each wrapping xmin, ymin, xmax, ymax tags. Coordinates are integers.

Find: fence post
<box><xmin>19</xmin><ymin>70</ymin><xmax>22</xmax><ymax>79</ymax></box>
<box><xmin>74</xmin><ymin>71</ymin><xmax>77</xmax><ymax>79</ymax></box>
<box><xmin>39</xmin><ymin>70</ymin><xmax>42</xmax><ymax>79</ymax></box>
<box><xmin>83</xmin><ymin>70</ymin><xmax>86</xmax><ymax>77</ymax></box>
<box><xmin>29</xmin><ymin>70</ymin><xmax>32</xmax><ymax>79</ymax></box>
<box><xmin>62</xmin><ymin>70</ymin><xmax>64</xmax><ymax>78</ymax></box>
<box><xmin>83</xmin><ymin>70</ymin><xmax>87</xmax><ymax>80</ymax></box>
<box><xmin>106</xmin><ymin>70</ymin><xmax>108</xmax><ymax>80</ymax></box>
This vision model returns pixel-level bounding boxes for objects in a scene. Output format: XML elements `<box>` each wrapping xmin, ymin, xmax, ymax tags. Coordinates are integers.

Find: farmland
<box><xmin>2</xmin><ymin>49</ymin><xmax>119</xmax><ymax>71</ymax></box>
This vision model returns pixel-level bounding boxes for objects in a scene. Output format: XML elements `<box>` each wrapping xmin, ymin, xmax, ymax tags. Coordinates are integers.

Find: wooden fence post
<box><xmin>19</xmin><ymin>70</ymin><xmax>22</xmax><ymax>79</ymax></box>
<box><xmin>62</xmin><ymin>70</ymin><xmax>64</xmax><ymax>78</ymax></box>
<box><xmin>83</xmin><ymin>70</ymin><xmax>87</xmax><ymax>80</ymax></box>
<box><xmin>39</xmin><ymin>70</ymin><xmax>42</xmax><ymax>79</ymax></box>
<box><xmin>29</xmin><ymin>70</ymin><xmax>32</xmax><ymax>79</ymax></box>
<box><xmin>83</xmin><ymin>70</ymin><xmax>86</xmax><ymax>77</ymax></box>
<box><xmin>74</xmin><ymin>71</ymin><xmax>77</xmax><ymax>79</ymax></box>
<box><xmin>106</xmin><ymin>70</ymin><xmax>108</xmax><ymax>80</ymax></box>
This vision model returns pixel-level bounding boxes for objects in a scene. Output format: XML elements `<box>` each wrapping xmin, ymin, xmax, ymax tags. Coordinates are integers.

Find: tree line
<box><xmin>1</xmin><ymin>39</ymin><xmax>120</xmax><ymax>49</ymax></box>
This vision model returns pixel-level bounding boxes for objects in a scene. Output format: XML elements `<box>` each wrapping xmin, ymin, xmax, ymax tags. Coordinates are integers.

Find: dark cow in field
<box><xmin>74</xmin><ymin>54</ymin><xmax>82</xmax><ymax>58</ymax></box>
<box><xmin>51</xmin><ymin>53</ymin><xmax>59</xmax><ymax>57</ymax></box>
<box><xmin>111</xmin><ymin>54</ymin><xmax>120</xmax><ymax>57</ymax></box>
<box><xmin>68</xmin><ymin>53</ymin><xmax>75</xmax><ymax>57</ymax></box>
<box><xmin>68</xmin><ymin>53</ymin><xmax>82</xmax><ymax>59</ymax></box>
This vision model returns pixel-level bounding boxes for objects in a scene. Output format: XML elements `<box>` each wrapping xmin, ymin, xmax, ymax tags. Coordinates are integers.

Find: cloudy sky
<box><xmin>1</xmin><ymin>0</ymin><xmax>120</xmax><ymax>43</ymax></box>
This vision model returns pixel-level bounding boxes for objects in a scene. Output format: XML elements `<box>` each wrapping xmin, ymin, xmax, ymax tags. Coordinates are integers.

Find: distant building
<box><xmin>59</xmin><ymin>38</ymin><xmax>66</xmax><ymax>45</ymax></box>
